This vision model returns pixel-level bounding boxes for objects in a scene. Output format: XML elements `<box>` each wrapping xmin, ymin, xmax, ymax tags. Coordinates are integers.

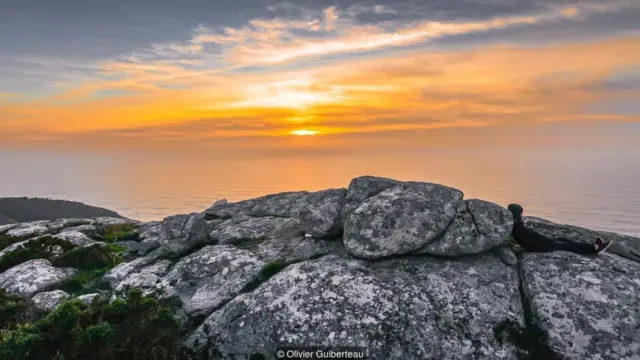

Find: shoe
<box><xmin>594</xmin><ymin>237</ymin><xmax>613</xmax><ymax>255</ymax></box>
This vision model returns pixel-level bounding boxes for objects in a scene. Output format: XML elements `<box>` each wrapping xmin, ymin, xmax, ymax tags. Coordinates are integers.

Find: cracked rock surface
<box><xmin>520</xmin><ymin>251</ymin><xmax>640</xmax><ymax>360</ymax></box>
<box><xmin>185</xmin><ymin>254</ymin><xmax>522</xmax><ymax>360</ymax></box>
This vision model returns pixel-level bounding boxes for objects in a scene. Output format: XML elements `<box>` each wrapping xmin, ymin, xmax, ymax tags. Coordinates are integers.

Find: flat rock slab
<box><xmin>0</xmin><ymin>259</ymin><xmax>76</xmax><ymax>297</ymax></box>
<box><xmin>205</xmin><ymin>189</ymin><xmax>347</xmax><ymax>238</ymax></box>
<box><xmin>244</xmin><ymin>235</ymin><xmax>344</xmax><ymax>265</ymax></box>
<box><xmin>158</xmin><ymin>245</ymin><xmax>265</xmax><ymax>318</ymax></box>
<box><xmin>52</xmin><ymin>230</ymin><xmax>96</xmax><ymax>246</ymax></box>
<box><xmin>343</xmin><ymin>182</ymin><xmax>463</xmax><ymax>259</ymax></box>
<box><xmin>521</xmin><ymin>251</ymin><xmax>640</xmax><ymax>360</ymax></box>
<box><xmin>5</xmin><ymin>219</ymin><xmax>93</xmax><ymax>240</ymax></box>
<box><xmin>185</xmin><ymin>254</ymin><xmax>521</xmax><ymax>360</ymax></box>
<box><xmin>210</xmin><ymin>216</ymin><xmax>303</xmax><ymax>245</ymax></box>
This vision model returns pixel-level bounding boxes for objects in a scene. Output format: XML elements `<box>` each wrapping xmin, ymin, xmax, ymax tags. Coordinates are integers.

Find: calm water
<box><xmin>1</xmin><ymin>147</ymin><xmax>639</xmax><ymax>237</ymax></box>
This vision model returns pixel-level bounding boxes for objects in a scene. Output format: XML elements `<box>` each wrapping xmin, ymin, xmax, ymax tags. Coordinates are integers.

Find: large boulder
<box><xmin>521</xmin><ymin>251</ymin><xmax>640</xmax><ymax>360</ymax></box>
<box><xmin>210</xmin><ymin>216</ymin><xmax>303</xmax><ymax>245</ymax></box>
<box><xmin>343</xmin><ymin>182</ymin><xmax>463</xmax><ymax>259</ymax></box>
<box><xmin>204</xmin><ymin>189</ymin><xmax>347</xmax><ymax>238</ymax></box>
<box><xmin>158</xmin><ymin>245</ymin><xmax>265</xmax><ymax>318</ymax></box>
<box><xmin>30</xmin><ymin>290</ymin><xmax>71</xmax><ymax>313</ymax></box>
<box><xmin>0</xmin><ymin>259</ymin><xmax>76</xmax><ymax>297</ymax></box>
<box><xmin>185</xmin><ymin>254</ymin><xmax>522</xmax><ymax>360</ymax></box>
<box><xmin>158</xmin><ymin>213</ymin><xmax>211</xmax><ymax>256</ymax></box>
<box><xmin>417</xmin><ymin>200</ymin><xmax>512</xmax><ymax>257</ymax></box>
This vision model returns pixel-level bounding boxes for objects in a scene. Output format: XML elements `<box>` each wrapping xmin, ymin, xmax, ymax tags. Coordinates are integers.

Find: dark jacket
<box><xmin>508</xmin><ymin>204</ymin><xmax>555</xmax><ymax>252</ymax></box>
<box><xmin>511</xmin><ymin>217</ymin><xmax>555</xmax><ymax>252</ymax></box>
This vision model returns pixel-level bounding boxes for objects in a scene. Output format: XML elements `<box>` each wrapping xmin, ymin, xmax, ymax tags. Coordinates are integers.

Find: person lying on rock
<box><xmin>508</xmin><ymin>204</ymin><xmax>613</xmax><ymax>255</ymax></box>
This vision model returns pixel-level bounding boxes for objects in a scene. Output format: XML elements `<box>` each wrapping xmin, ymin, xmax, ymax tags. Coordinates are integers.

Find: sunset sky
<box><xmin>1</xmin><ymin>0</ymin><xmax>639</xmax><ymax>152</ymax></box>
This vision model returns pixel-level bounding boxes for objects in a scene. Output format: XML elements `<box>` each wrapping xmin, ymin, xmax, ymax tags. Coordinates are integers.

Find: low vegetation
<box><xmin>0</xmin><ymin>237</ymin><xmax>125</xmax><ymax>274</ymax></box>
<box><xmin>0</xmin><ymin>289</ymin><xmax>29</xmax><ymax>332</ymax></box>
<box><xmin>100</xmin><ymin>223</ymin><xmax>140</xmax><ymax>242</ymax></box>
<box><xmin>0</xmin><ymin>233</ymin><xmax>24</xmax><ymax>253</ymax></box>
<box><xmin>0</xmin><ymin>288</ymin><xmax>204</xmax><ymax>360</ymax></box>
<box><xmin>0</xmin><ymin>237</ymin><xmax>76</xmax><ymax>273</ymax></box>
<box><xmin>242</xmin><ymin>260</ymin><xmax>286</xmax><ymax>293</ymax></box>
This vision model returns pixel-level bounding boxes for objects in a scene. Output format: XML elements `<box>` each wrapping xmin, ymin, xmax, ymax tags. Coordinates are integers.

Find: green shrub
<box><xmin>0</xmin><ymin>288</ymin><xmax>203</xmax><ymax>360</ymax></box>
<box><xmin>57</xmin><ymin>269</ymin><xmax>111</xmax><ymax>296</ymax></box>
<box><xmin>53</xmin><ymin>244</ymin><xmax>124</xmax><ymax>271</ymax></box>
<box><xmin>0</xmin><ymin>233</ymin><xmax>24</xmax><ymax>252</ymax></box>
<box><xmin>0</xmin><ymin>237</ymin><xmax>76</xmax><ymax>273</ymax></box>
<box><xmin>54</xmin><ymin>244</ymin><xmax>125</xmax><ymax>296</ymax></box>
<box><xmin>100</xmin><ymin>224</ymin><xmax>139</xmax><ymax>242</ymax></box>
<box><xmin>0</xmin><ymin>289</ymin><xmax>29</xmax><ymax>331</ymax></box>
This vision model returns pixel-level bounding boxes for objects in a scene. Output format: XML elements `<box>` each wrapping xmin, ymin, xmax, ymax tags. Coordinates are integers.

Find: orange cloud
<box><xmin>1</xmin><ymin>1</ymin><xmax>639</xmax><ymax>151</ymax></box>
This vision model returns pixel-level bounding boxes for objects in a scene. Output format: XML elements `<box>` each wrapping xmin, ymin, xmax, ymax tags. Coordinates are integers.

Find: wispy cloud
<box><xmin>1</xmin><ymin>1</ymin><xmax>639</xmax><ymax>149</ymax></box>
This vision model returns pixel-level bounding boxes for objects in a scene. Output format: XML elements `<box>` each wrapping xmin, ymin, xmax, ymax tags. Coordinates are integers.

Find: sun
<box><xmin>290</xmin><ymin>129</ymin><xmax>320</xmax><ymax>136</ymax></box>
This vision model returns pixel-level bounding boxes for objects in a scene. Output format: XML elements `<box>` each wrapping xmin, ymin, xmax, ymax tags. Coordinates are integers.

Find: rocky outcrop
<box><xmin>158</xmin><ymin>246</ymin><xmax>265</xmax><ymax>318</ymax></box>
<box><xmin>186</xmin><ymin>254</ymin><xmax>522</xmax><ymax>359</ymax></box>
<box><xmin>1</xmin><ymin>176</ymin><xmax>639</xmax><ymax>360</ymax></box>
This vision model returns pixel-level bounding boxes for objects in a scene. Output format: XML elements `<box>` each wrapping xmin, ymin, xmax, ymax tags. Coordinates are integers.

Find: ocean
<box><xmin>1</xmin><ymin>147</ymin><xmax>639</xmax><ymax>237</ymax></box>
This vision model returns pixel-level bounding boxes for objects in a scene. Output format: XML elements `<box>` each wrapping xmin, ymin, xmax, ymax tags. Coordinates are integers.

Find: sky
<box><xmin>1</xmin><ymin>0</ymin><xmax>640</xmax><ymax>152</ymax></box>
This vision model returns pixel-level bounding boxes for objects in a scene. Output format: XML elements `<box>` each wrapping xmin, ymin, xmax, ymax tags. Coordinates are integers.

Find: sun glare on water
<box><xmin>290</xmin><ymin>129</ymin><xmax>320</xmax><ymax>136</ymax></box>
